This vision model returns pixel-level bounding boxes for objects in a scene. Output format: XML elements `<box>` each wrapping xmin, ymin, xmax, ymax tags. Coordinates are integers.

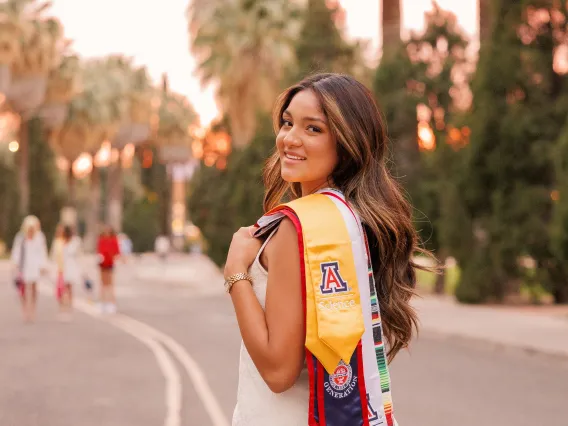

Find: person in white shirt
<box><xmin>154</xmin><ymin>235</ymin><xmax>170</xmax><ymax>261</ymax></box>
<box><xmin>11</xmin><ymin>215</ymin><xmax>48</xmax><ymax>323</ymax></box>
<box><xmin>59</xmin><ymin>225</ymin><xmax>82</xmax><ymax>320</ymax></box>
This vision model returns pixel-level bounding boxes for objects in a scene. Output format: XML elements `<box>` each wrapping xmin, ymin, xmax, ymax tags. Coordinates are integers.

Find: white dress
<box><xmin>62</xmin><ymin>236</ymin><xmax>82</xmax><ymax>286</ymax></box>
<box><xmin>232</xmin><ymin>232</ymin><xmax>310</xmax><ymax>426</ymax></box>
<box><xmin>11</xmin><ymin>232</ymin><xmax>48</xmax><ymax>284</ymax></box>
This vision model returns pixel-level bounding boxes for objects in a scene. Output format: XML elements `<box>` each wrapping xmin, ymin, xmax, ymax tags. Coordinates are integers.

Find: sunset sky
<box><xmin>49</xmin><ymin>0</ymin><xmax>478</xmax><ymax>127</ymax></box>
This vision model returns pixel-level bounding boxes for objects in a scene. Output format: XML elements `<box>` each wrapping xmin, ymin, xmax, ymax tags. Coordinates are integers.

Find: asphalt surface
<box><xmin>1</xmin><ymin>256</ymin><xmax>566</xmax><ymax>426</ymax></box>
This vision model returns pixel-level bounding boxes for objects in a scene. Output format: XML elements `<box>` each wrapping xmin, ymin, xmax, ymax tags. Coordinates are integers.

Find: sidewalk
<box><xmin>131</xmin><ymin>252</ymin><xmax>225</xmax><ymax>296</ymax></box>
<box><xmin>131</xmin><ymin>254</ymin><xmax>568</xmax><ymax>358</ymax></box>
<box><xmin>413</xmin><ymin>295</ymin><xmax>568</xmax><ymax>358</ymax></box>
<box><xmin>4</xmin><ymin>255</ymin><xmax>566</xmax><ymax>358</ymax></box>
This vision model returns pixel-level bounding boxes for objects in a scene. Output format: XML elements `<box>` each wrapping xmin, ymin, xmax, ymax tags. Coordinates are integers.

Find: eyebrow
<box><xmin>283</xmin><ymin>109</ymin><xmax>327</xmax><ymax>124</ymax></box>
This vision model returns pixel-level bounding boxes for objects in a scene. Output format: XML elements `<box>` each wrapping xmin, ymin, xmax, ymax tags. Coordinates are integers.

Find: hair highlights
<box><xmin>264</xmin><ymin>73</ymin><xmax>436</xmax><ymax>362</ymax></box>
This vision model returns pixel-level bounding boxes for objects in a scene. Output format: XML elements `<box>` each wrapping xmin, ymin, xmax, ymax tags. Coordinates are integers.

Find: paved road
<box><xmin>1</xmin><ymin>256</ymin><xmax>567</xmax><ymax>426</ymax></box>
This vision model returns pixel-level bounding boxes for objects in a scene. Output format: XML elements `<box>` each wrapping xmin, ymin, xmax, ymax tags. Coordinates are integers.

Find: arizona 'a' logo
<box><xmin>320</xmin><ymin>261</ymin><xmax>348</xmax><ymax>294</ymax></box>
<box><xmin>367</xmin><ymin>393</ymin><xmax>379</xmax><ymax>422</ymax></box>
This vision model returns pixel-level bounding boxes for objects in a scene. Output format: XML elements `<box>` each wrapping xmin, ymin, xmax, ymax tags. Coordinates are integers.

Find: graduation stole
<box><xmin>255</xmin><ymin>190</ymin><xmax>395</xmax><ymax>426</ymax></box>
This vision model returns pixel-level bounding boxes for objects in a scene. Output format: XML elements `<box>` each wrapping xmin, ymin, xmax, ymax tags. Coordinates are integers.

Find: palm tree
<box><xmin>188</xmin><ymin>0</ymin><xmax>301</xmax><ymax>148</ymax></box>
<box><xmin>1</xmin><ymin>0</ymin><xmax>66</xmax><ymax>214</ymax></box>
<box><xmin>382</xmin><ymin>0</ymin><xmax>401</xmax><ymax>57</ymax></box>
<box><xmin>50</xmin><ymin>56</ymin><xmax>133</xmax><ymax>243</ymax></box>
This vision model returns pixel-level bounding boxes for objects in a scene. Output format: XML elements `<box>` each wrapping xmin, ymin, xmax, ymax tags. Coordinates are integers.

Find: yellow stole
<box><xmin>271</xmin><ymin>194</ymin><xmax>365</xmax><ymax>374</ymax></box>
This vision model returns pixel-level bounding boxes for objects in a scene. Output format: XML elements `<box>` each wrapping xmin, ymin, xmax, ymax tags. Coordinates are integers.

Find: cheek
<box><xmin>275</xmin><ymin>131</ymin><xmax>285</xmax><ymax>151</ymax></box>
<box><xmin>311</xmin><ymin>140</ymin><xmax>338</xmax><ymax>172</ymax></box>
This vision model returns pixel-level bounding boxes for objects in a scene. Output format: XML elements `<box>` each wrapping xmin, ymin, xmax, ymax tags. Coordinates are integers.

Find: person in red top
<box><xmin>97</xmin><ymin>225</ymin><xmax>120</xmax><ymax>314</ymax></box>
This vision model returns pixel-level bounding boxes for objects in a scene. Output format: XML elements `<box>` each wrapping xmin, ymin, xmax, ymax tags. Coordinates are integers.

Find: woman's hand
<box><xmin>224</xmin><ymin>226</ymin><xmax>262</xmax><ymax>278</ymax></box>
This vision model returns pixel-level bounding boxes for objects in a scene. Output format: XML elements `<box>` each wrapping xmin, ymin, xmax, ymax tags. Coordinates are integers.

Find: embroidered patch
<box><xmin>320</xmin><ymin>261</ymin><xmax>348</xmax><ymax>294</ymax></box>
<box><xmin>324</xmin><ymin>361</ymin><xmax>358</xmax><ymax>399</ymax></box>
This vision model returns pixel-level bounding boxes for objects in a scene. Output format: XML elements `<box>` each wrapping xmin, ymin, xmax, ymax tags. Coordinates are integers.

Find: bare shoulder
<box><xmin>260</xmin><ymin>218</ymin><xmax>300</xmax><ymax>272</ymax></box>
<box><xmin>265</xmin><ymin>217</ymin><xmax>298</xmax><ymax>255</ymax></box>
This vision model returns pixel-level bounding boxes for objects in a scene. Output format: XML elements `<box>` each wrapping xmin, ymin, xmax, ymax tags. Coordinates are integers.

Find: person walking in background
<box><xmin>97</xmin><ymin>225</ymin><xmax>120</xmax><ymax>314</ymax></box>
<box><xmin>154</xmin><ymin>234</ymin><xmax>170</xmax><ymax>262</ymax></box>
<box><xmin>118</xmin><ymin>233</ymin><xmax>133</xmax><ymax>260</ymax></box>
<box><xmin>50</xmin><ymin>224</ymin><xmax>66</xmax><ymax>311</ymax></box>
<box><xmin>58</xmin><ymin>225</ymin><xmax>82</xmax><ymax>321</ymax></box>
<box><xmin>11</xmin><ymin>215</ymin><xmax>49</xmax><ymax>323</ymax></box>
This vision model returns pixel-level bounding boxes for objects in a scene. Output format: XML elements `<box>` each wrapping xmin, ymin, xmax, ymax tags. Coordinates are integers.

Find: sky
<box><xmin>49</xmin><ymin>0</ymin><xmax>478</xmax><ymax>127</ymax></box>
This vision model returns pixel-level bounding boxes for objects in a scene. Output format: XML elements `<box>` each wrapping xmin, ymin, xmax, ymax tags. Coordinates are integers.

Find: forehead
<box><xmin>286</xmin><ymin>90</ymin><xmax>322</xmax><ymax>115</ymax></box>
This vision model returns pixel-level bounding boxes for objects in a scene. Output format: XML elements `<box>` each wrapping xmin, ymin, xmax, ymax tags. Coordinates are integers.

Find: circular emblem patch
<box><xmin>329</xmin><ymin>361</ymin><xmax>352</xmax><ymax>391</ymax></box>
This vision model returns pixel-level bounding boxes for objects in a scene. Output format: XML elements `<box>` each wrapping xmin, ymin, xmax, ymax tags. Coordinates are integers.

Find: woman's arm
<box><xmin>10</xmin><ymin>234</ymin><xmax>22</xmax><ymax>268</ymax></box>
<box><xmin>38</xmin><ymin>232</ymin><xmax>49</xmax><ymax>270</ymax></box>
<box><xmin>230</xmin><ymin>218</ymin><xmax>305</xmax><ymax>393</ymax></box>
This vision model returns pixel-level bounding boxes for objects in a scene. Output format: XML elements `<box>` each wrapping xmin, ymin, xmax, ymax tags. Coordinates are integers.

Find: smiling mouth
<box><xmin>284</xmin><ymin>153</ymin><xmax>306</xmax><ymax>161</ymax></box>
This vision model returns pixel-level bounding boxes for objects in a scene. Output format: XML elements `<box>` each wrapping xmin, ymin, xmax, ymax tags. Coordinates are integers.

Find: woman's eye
<box><xmin>282</xmin><ymin>119</ymin><xmax>292</xmax><ymax>128</ymax></box>
<box><xmin>307</xmin><ymin>125</ymin><xmax>322</xmax><ymax>133</ymax></box>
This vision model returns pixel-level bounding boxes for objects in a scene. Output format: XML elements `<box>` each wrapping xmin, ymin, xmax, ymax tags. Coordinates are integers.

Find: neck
<box><xmin>301</xmin><ymin>179</ymin><xmax>335</xmax><ymax>197</ymax></box>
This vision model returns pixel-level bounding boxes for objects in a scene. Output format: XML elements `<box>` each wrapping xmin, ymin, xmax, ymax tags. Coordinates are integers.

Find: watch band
<box><xmin>224</xmin><ymin>272</ymin><xmax>253</xmax><ymax>294</ymax></box>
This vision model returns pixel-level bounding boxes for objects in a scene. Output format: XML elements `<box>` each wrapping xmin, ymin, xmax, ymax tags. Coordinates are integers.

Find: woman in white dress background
<box><xmin>59</xmin><ymin>225</ymin><xmax>82</xmax><ymax>320</ymax></box>
<box><xmin>11</xmin><ymin>215</ymin><xmax>49</xmax><ymax>323</ymax></box>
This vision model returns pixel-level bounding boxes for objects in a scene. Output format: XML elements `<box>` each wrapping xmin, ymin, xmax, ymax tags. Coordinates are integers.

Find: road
<box><xmin>0</xmin><ymin>255</ymin><xmax>566</xmax><ymax>426</ymax></box>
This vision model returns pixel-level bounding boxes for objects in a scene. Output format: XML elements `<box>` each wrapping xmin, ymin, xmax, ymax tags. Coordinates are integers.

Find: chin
<box><xmin>280</xmin><ymin>169</ymin><xmax>302</xmax><ymax>183</ymax></box>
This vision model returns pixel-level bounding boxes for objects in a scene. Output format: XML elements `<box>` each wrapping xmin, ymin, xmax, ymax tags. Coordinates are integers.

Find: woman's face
<box><xmin>26</xmin><ymin>227</ymin><xmax>36</xmax><ymax>239</ymax></box>
<box><xmin>276</xmin><ymin>90</ymin><xmax>338</xmax><ymax>195</ymax></box>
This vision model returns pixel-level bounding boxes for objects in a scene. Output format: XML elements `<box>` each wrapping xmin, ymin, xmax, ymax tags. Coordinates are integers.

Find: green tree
<box><xmin>374</xmin><ymin>6</ymin><xmax>471</xmax><ymax>295</ymax></box>
<box><xmin>294</xmin><ymin>0</ymin><xmax>367</xmax><ymax>81</ymax></box>
<box><xmin>456</xmin><ymin>0</ymin><xmax>568</xmax><ymax>303</ymax></box>
<box><xmin>188</xmin><ymin>0</ymin><xmax>301</xmax><ymax>147</ymax></box>
<box><xmin>188</xmin><ymin>115</ymin><xmax>274</xmax><ymax>266</ymax></box>
<box><xmin>27</xmin><ymin>116</ymin><xmax>64</xmax><ymax>244</ymax></box>
<box><xmin>122</xmin><ymin>197</ymin><xmax>160</xmax><ymax>252</ymax></box>
<box><xmin>0</xmin><ymin>153</ymin><xmax>21</xmax><ymax>248</ymax></box>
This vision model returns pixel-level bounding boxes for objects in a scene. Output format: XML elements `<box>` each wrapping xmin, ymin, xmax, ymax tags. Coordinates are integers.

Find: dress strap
<box><xmin>254</xmin><ymin>226</ymin><xmax>279</xmax><ymax>266</ymax></box>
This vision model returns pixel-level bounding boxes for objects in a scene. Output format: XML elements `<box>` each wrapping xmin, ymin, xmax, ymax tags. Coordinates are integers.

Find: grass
<box><xmin>416</xmin><ymin>265</ymin><xmax>460</xmax><ymax>295</ymax></box>
<box><xmin>415</xmin><ymin>262</ymin><xmax>553</xmax><ymax>303</ymax></box>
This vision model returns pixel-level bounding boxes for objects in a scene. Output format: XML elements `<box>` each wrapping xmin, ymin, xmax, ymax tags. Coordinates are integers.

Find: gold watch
<box><xmin>224</xmin><ymin>272</ymin><xmax>253</xmax><ymax>294</ymax></box>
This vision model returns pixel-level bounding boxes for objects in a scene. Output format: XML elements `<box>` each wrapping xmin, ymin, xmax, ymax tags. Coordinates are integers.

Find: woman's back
<box><xmin>232</xmin><ymin>233</ymin><xmax>309</xmax><ymax>426</ymax></box>
<box><xmin>62</xmin><ymin>236</ymin><xmax>82</xmax><ymax>285</ymax></box>
<box><xmin>12</xmin><ymin>232</ymin><xmax>47</xmax><ymax>282</ymax></box>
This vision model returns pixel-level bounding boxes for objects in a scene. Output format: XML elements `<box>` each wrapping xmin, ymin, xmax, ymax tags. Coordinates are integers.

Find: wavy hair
<box><xmin>263</xmin><ymin>73</ymin><xmax>436</xmax><ymax>361</ymax></box>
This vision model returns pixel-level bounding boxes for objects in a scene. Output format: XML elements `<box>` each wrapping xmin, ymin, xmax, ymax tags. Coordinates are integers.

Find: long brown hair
<box><xmin>263</xmin><ymin>73</ymin><xmax>436</xmax><ymax>362</ymax></box>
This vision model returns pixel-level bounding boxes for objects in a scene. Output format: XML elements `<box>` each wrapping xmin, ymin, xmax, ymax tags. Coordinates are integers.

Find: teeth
<box><xmin>286</xmin><ymin>153</ymin><xmax>306</xmax><ymax>160</ymax></box>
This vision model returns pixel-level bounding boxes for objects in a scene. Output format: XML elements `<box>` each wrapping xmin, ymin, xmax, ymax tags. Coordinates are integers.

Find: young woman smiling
<box><xmin>226</xmin><ymin>73</ymin><xmax>432</xmax><ymax>426</ymax></box>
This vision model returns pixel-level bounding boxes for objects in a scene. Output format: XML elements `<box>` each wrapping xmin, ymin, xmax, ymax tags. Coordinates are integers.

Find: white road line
<box><xmin>37</xmin><ymin>284</ymin><xmax>182</xmax><ymax>426</ymax></box>
<box><xmin>38</xmin><ymin>282</ymin><xmax>230</xmax><ymax>426</ymax></box>
<box><xmin>110</xmin><ymin>315</ymin><xmax>183</xmax><ymax>426</ymax></box>
<box><xmin>118</xmin><ymin>315</ymin><xmax>230</xmax><ymax>426</ymax></box>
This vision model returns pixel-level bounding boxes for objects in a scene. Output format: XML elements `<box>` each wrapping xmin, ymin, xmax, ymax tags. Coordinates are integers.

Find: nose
<box><xmin>283</xmin><ymin>127</ymin><xmax>302</xmax><ymax>147</ymax></box>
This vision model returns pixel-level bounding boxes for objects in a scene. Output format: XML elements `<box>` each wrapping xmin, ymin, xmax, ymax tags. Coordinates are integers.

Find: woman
<box><xmin>11</xmin><ymin>215</ymin><xmax>48</xmax><ymax>323</ymax></box>
<box><xmin>225</xmin><ymin>74</ymin><xmax>434</xmax><ymax>425</ymax></box>
<box><xmin>97</xmin><ymin>225</ymin><xmax>120</xmax><ymax>314</ymax></box>
<box><xmin>50</xmin><ymin>224</ymin><xmax>65</xmax><ymax>308</ymax></box>
<box><xmin>59</xmin><ymin>225</ymin><xmax>82</xmax><ymax>320</ymax></box>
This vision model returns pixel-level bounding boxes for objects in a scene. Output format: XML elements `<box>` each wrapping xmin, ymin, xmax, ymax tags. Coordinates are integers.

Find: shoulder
<box><xmin>265</xmin><ymin>217</ymin><xmax>300</xmax><ymax>263</ymax></box>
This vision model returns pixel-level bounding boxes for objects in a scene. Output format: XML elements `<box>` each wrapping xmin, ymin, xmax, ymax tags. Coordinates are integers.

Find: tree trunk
<box><xmin>479</xmin><ymin>0</ymin><xmax>493</xmax><ymax>43</ymax></box>
<box><xmin>434</xmin><ymin>269</ymin><xmax>446</xmax><ymax>295</ymax></box>
<box><xmin>553</xmin><ymin>286</ymin><xmax>568</xmax><ymax>304</ymax></box>
<box><xmin>106</xmin><ymin>162</ymin><xmax>123</xmax><ymax>233</ymax></box>
<box><xmin>17</xmin><ymin>121</ymin><xmax>29</xmax><ymax>215</ymax></box>
<box><xmin>67</xmin><ymin>166</ymin><xmax>76</xmax><ymax>207</ymax></box>
<box><xmin>84</xmin><ymin>167</ymin><xmax>101</xmax><ymax>252</ymax></box>
<box><xmin>382</xmin><ymin>0</ymin><xmax>401</xmax><ymax>57</ymax></box>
